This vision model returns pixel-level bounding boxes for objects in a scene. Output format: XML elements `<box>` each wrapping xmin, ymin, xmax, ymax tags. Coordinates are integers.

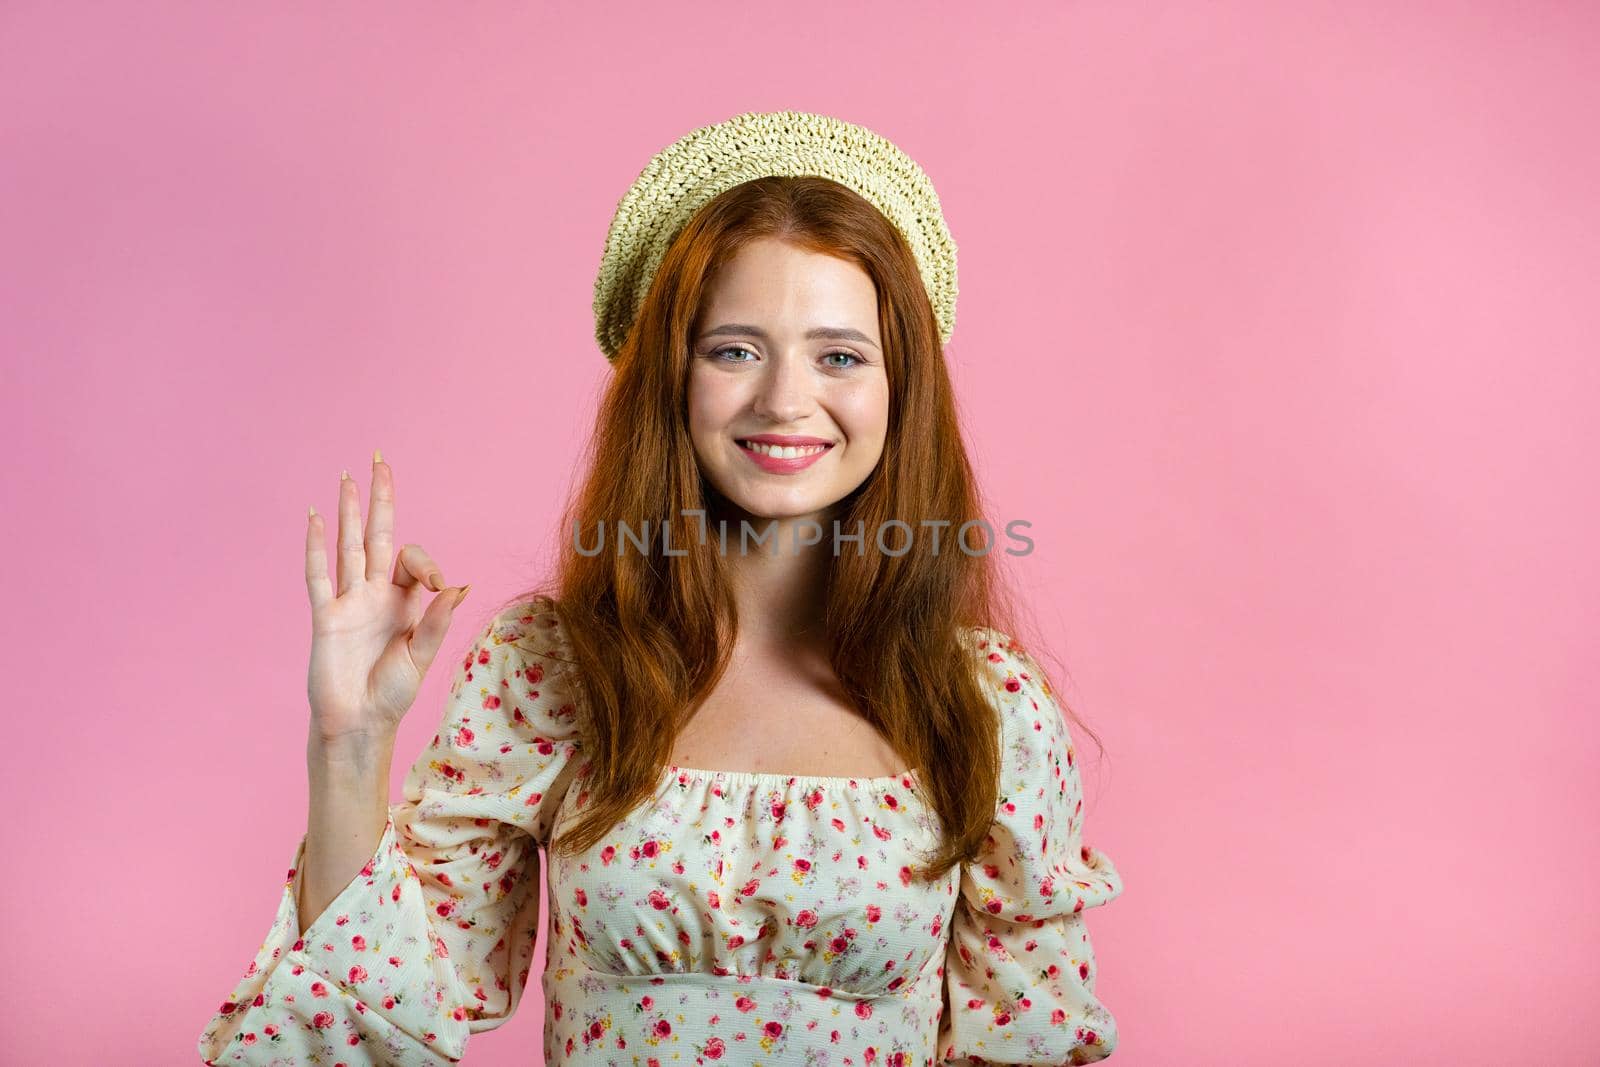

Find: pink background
<box><xmin>2</xmin><ymin>2</ymin><xmax>1595</xmax><ymax>1063</ymax></box>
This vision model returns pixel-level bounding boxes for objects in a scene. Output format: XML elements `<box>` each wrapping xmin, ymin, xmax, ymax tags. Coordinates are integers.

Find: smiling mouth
<box><xmin>737</xmin><ymin>439</ymin><xmax>835</xmax><ymax>458</ymax></box>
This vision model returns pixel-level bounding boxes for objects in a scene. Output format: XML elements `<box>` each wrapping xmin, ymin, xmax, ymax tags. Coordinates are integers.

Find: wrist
<box><xmin>308</xmin><ymin>729</ymin><xmax>396</xmax><ymax>769</ymax></box>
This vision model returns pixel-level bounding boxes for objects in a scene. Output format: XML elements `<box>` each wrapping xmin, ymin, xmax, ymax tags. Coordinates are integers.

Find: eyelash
<box><xmin>711</xmin><ymin>344</ymin><xmax>864</xmax><ymax>369</ymax></box>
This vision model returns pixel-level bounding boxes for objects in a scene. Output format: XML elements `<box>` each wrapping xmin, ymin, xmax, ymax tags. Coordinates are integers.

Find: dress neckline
<box><xmin>663</xmin><ymin>763</ymin><xmax>919</xmax><ymax>789</ymax></box>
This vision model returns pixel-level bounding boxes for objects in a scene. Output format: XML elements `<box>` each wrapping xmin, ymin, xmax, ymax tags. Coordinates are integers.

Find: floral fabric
<box><xmin>197</xmin><ymin>596</ymin><xmax>1123</xmax><ymax>1065</ymax></box>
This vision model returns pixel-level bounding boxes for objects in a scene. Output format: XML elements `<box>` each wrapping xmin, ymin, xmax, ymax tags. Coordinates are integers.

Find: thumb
<box><xmin>408</xmin><ymin>584</ymin><xmax>471</xmax><ymax>677</ymax></box>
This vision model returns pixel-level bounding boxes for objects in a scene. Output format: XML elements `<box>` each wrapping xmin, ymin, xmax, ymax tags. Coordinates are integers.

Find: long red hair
<box><xmin>497</xmin><ymin>176</ymin><xmax>1102</xmax><ymax>883</ymax></box>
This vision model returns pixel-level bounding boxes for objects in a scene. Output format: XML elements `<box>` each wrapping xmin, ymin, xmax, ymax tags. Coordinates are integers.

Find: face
<box><xmin>687</xmin><ymin>237</ymin><xmax>889</xmax><ymax>528</ymax></box>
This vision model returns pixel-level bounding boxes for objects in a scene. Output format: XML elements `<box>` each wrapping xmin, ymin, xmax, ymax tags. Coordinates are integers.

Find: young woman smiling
<box><xmin>199</xmin><ymin>111</ymin><xmax>1124</xmax><ymax>1066</ymax></box>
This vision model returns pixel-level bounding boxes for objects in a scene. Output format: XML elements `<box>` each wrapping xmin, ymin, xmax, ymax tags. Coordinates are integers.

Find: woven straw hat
<box><xmin>591</xmin><ymin>109</ymin><xmax>958</xmax><ymax>362</ymax></box>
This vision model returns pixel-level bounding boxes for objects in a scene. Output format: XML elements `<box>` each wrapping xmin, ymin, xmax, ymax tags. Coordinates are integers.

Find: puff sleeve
<box><xmin>196</xmin><ymin>596</ymin><xmax>584</xmax><ymax>1065</ymax></box>
<box><xmin>938</xmin><ymin>630</ymin><xmax>1125</xmax><ymax>1065</ymax></box>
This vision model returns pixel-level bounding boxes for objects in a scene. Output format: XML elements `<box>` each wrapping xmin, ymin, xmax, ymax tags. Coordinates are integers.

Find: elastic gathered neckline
<box><xmin>663</xmin><ymin>763</ymin><xmax>919</xmax><ymax>789</ymax></box>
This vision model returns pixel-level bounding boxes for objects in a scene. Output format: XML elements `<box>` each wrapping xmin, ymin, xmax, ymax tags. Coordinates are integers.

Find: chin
<box><xmin>712</xmin><ymin>483</ymin><xmax>829</xmax><ymax>518</ymax></box>
<box><xmin>732</xmin><ymin>497</ymin><xmax>831</xmax><ymax>521</ymax></box>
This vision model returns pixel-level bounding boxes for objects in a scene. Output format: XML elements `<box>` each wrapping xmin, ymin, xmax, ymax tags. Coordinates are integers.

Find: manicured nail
<box><xmin>455</xmin><ymin>584</ymin><xmax>472</xmax><ymax>605</ymax></box>
<box><xmin>373</xmin><ymin>447</ymin><xmax>383</xmax><ymax>465</ymax></box>
<box><xmin>309</xmin><ymin>505</ymin><xmax>317</xmax><ymax>518</ymax></box>
<box><xmin>428</xmin><ymin>572</ymin><xmax>444</xmax><ymax>591</ymax></box>
<box><xmin>341</xmin><ymin>468</ymin><xmax>350</xmax><ymax>481</ymax></box>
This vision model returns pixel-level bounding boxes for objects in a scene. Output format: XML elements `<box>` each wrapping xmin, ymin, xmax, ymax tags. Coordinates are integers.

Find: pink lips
<box><xmin>737</xmin><ymin>437</ymin><xmax>834</xmax><ymax>474</ymax></box>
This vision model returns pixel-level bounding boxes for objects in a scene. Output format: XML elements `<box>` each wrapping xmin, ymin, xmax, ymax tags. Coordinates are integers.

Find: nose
<box><xmin>751</xmin><ymin>350</ymin><xmax>815</xmax><ymax>424</ymax></box>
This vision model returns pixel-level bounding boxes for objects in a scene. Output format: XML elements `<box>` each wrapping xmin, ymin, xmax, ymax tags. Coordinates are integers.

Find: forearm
<box><xmin>298</xmin><ymin>732</ymin><xmax>396</xmax><ymax>937</ymax></box>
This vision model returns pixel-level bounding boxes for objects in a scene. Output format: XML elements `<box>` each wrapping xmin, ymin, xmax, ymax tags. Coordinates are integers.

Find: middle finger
<box><xmin>336</xmin><ymin>468</ymin><xmax>366</xmax><ymax>597</ymax></box>
<box><xmin>365</xmin><ymin>449</ymin><xmax>394</xmax><ymax>584</ymax></box>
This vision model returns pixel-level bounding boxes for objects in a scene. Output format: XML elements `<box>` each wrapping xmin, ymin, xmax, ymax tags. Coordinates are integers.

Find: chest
<box><xmin>667</xmin><ymin>644</ymin><xmax>907</xmax><ymax>778</ymax></box>
<box><xmin>546</xmin><ymin>767</ymin><xmax>958</xmax><ymax>996</ymax></box>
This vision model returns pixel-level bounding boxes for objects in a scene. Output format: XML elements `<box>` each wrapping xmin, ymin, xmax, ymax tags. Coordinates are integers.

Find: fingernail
<box><xmin>428</xmin><ymin>572</ymin><xmax>444</xmax><ymax>591</ymax></box>
<box><xmin>373</xmin><ymin>447</ymin><xmax>383</xmax><ymax>465</ymax></box>
<box><xmin>455</xmin><ymin>584</ymin><xmax>472</xmax><ymax>605</ymax></box>
<box><xmin>341</xmin><ymin>468</ymin><xmax>350</xmax><ymax>481</ymax></box>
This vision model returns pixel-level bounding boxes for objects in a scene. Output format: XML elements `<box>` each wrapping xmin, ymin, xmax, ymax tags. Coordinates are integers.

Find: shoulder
<box><xmin>959</xmin><ymin>624</ymin><xmax>1054</xmax><ymax>706</ymax></box>
<box><xmin>450</xmin><ymin>593</ymin><xmax>582</xmax><ymax>739</ymax></box>
<box><xmin>959</xmin><ymin>624</ymin><xmax>1076</xmax><ymax>793</ymax></box>
<box><xmin>461</xmin><ymin>594</ymin><xmax>577</xmax><ymax>673</ymax></box>
<box><xmin>477</xmin><ymin>593</ymin><xmax>573</xmax><ymax>656</ymax></box>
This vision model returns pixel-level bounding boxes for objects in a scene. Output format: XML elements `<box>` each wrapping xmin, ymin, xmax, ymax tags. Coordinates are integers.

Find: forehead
<box><xmin>698</xmin><ymin>239</ymin><xmax>879</xmax><ymax>328</ymax></box>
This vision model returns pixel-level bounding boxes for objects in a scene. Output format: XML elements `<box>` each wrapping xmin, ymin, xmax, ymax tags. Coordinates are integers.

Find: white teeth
<box><xmin>741</xmin><ymin>441</ymin><xmax>829</xmax><ymax>459</ymax></box>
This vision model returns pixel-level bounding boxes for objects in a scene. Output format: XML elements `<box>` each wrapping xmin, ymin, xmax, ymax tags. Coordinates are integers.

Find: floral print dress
<box><xmin>197</xmin><ymin>596</ymin><xmax>1124</xmax><ymax>1065</ymax></box>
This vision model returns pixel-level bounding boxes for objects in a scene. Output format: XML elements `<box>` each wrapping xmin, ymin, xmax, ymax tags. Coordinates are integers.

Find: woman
<box><xmin>198</xmin><ymin>110</ymin><xmax>1124</xmax><ymax>1066</ymax></box>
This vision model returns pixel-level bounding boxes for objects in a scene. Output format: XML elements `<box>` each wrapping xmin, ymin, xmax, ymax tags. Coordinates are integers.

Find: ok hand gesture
<box><xmin>303</xmin><ymin>450</ymin><xmax>470</xmax><ymax>745</ymax></box>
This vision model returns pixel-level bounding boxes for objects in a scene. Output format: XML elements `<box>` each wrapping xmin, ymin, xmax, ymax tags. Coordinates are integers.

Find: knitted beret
<box><xmin>591</xmin><ymin>109</ymin><xmax>958</xmax><ymax>362</ymax></box>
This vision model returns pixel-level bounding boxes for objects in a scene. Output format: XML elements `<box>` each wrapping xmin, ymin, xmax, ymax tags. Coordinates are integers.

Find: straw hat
<box><xmin>591</xmin><ymin>109</ymin><xmax>958</xmax><ymax>361</ymax></box>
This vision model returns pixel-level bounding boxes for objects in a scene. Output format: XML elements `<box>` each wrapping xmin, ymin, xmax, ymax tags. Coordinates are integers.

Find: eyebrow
<box><xmin>697</xmin><ymin>323</ymin><xmax>881</xmax><ymax>350</ymax></box>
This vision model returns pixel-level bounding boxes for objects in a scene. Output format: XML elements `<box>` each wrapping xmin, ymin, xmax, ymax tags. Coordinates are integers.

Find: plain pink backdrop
<box><xmin>2</xmin><ymin>2</ymin><xmax>1595</xmax><ymax>1064</ymax></box>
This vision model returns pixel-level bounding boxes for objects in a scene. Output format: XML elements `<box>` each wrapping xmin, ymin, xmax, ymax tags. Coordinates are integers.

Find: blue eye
<box><xmin>709</xmin><ymin>345</ymin><xmax>863</xmax><ymax>368</ymax></box>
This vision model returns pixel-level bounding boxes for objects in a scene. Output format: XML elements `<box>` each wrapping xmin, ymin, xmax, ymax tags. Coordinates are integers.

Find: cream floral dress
<box><xmin>197</xmin><ymin>596</ymin><xmax>1124</xmax><ymax>1065</ymax></box>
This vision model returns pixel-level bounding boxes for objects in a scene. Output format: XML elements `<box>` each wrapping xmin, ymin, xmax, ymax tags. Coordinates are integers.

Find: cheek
<box><xmin>685</xmin><ymin>376</ymin><xmax>733</xmax><ymax>442</ymax></box>
<box><xmin>834</xmin><ymin>384</ymin><xmax>890</xmax><ymax>443</ymax></box>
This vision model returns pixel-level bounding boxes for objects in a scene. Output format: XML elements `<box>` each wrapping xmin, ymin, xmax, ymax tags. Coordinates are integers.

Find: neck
<box><xmin>711</xmin><ymin>505</ymin><xmax>837</xmax><ymax>647</ymax></box>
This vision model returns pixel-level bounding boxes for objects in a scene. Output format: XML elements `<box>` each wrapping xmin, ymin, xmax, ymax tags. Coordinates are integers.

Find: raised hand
<box><xmin>303</xmin><ymin>449</ymin><xmax>469</xmax><ymax>745</ymax></box>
